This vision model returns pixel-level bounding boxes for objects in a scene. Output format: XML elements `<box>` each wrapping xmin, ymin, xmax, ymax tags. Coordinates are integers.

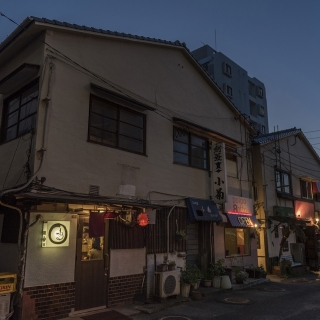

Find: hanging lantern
<box><xmin>137</xmin><ymin>212</ymin><xmax>149</xmax><ymax>227</ymax></box>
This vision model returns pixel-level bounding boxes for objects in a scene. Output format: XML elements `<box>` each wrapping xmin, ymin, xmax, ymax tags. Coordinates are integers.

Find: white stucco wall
<box><xmin>24</xmin><ymin>212</ymin><xmax>77</xmax><ymax>287</ymax></box>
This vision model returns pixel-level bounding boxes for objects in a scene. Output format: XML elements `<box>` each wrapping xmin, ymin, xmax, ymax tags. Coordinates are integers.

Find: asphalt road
<box><xmin>131</xmin><ymin>273</ymin><xmax>320</xmax><ymax>320</ymax></box>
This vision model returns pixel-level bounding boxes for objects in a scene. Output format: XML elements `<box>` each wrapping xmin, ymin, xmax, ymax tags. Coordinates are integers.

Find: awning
<box><xmin>186</xmin><ymin>198</ymin><xmax>222</xmax><ymax>223</ymax></box>
<box><xmin>225</xmin><ymin>213</ymin><xmax>259</xmax><ymax>228</ymax></box>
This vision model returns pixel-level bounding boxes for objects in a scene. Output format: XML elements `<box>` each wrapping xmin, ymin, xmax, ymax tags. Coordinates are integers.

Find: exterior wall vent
<box><xmin>89</xmin><ymin>185</ymin><xmax>100</xmax><ymax>196</ymax></box>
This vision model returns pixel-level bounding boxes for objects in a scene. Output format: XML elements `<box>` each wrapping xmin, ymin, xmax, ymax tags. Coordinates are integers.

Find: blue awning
<box><xmin>225</xmin><ymin>213</ymin><xmax>259</xmax><ymax>228</ymax></box>
<box><xmin>186</xmin><ymin>198</ymin><xmax>222</xmax><ymax>223</ymax></box>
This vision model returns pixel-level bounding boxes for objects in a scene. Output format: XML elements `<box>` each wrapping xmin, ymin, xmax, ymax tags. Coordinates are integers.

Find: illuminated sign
<box><xmin>237</xmin><ymin>216</ymin><xmax>254</xmax><ymax>227</ymax></box>
<box><xmin>42</xmin><ymin>221</ymin><xmax>70</xmax><ymax>247</ymax></box>
<box><xmin>225</xmin><ymin>196</ymin><xmax>253</xmax><ymax>215</ymax></box>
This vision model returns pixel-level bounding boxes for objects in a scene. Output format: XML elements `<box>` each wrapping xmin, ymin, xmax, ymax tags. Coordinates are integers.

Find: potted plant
<box><xmin>180</xmin><ymin>264</ymin><xmax>196</xmax><ymax>297</ymax></box>
<box><xmin>176</xmin><ymin>229</ymin><xmax>187</xmax><ymax>242</ymax></box>
<box><xmin>210</xmin><ymin>259</ymin><xmax>226</xmax><ymax>288</ymax></box>
<box><xmin>202</xmin><ymin>270</ymin><xmax>213</xmax><ymax>287</ymax></box>
<box><xmin>235</xmin><ymin>268</ymin><xmax>248</xmax><ymax>284</ymax></box>
<box><xmin>168</xmin><ymin>260</ymin><xmax>176</xmax><ymax>271</ymax></box>
<box><xmin>189</xmin><ymin>264</ymin><xmax>203</xmax><ymax>289</ymax></box>
<box><xmin>256</xmin><ymin>264</ymin><xmax>267</xmax><ymax>278</ymax></box>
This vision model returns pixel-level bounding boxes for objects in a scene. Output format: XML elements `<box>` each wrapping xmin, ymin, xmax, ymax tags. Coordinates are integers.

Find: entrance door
<box><xmin>75</xmin><ymin>215</ymin><xmax>108</xmax><ymax>311</ymax></box>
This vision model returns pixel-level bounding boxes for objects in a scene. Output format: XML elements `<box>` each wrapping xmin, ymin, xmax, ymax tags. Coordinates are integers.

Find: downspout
<box><xmin>166</xmin><ymin>202</ymin><xmax>181</xmax><ymax>262</ymax></box>
<box><xmin>209</xmin><ymin>141</ymin><xmax>214</xmax><ymax>263</ymax></box>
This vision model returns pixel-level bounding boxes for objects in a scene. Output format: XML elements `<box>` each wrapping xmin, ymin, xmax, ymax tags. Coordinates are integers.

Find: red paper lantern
<box><xmin>137</xmin><ymin>213</ymin><xmax>149</xmax><ymax>227</ymax></box>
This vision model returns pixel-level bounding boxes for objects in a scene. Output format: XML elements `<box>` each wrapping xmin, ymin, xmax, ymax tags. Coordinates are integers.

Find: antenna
<box><xmin>215</xmin><ymin>29</ymin><xmax>217</xmax><ymax>51</ymax></box>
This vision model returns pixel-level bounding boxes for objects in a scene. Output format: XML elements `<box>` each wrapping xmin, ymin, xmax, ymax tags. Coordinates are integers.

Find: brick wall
<box><xmin>22</xmin><ymin>282</ymin><xmax>75</xmax><ymax>320</ymax></box>
<box><xmin>108</xmin><ymin>274</ymin><xmax>144</xmax><ymax>306</ymax></box>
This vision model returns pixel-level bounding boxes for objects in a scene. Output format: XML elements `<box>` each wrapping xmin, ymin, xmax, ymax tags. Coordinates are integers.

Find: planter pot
<box><xmin>168</xmin><ymin>265</ymin><xmax>176</xmax><ymax>271</ymax></box>
<box><xmin>191</xmin><ymin>290</ymin><xmax>202</xmax><ymax>300</ymax></box>
<box><xmin>157</xmin><ymin>264</ymin><xmax>168</xmax><ymax>272</ymax></box>
<box><xmin>180</xmin><ymin>283</ymin><xmax>190</xmax><ymax>297</ymax></box>
<box><xmin>191</xmin><ymin>282</ymin><xmax>198</xmax><ymax>291</ymax></box>
<box><xmin>245</xmin><ymin>269</ymin><xmax>255</xmax><ymax>278</ymax></box>
<box><xmin>202</xmin><ymin>279</ymin><xmax>212</xmax><ymax>287</ymax></box>
<box><xmin>221</xmin><ymin>275</ymin><xmax>232</xmax><ymax>289</ymax></box>
<box><xmin>213</xmin><ymin>276</ymin><xmax>221</xmax><ymax>288</ymax></box>
<box><xmin>224</xmin><ymin>267</ymin><xmax>232</xmax><ymax>282</ymax></box>
<box><xmin>175</xmin><ymin>234</ymin><xmax>185</xmax><ymax>242</ymax></box>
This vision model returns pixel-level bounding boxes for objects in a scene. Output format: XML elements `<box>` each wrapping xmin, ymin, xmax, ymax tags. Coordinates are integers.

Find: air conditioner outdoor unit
<box><xmin>154</xmin><ymin>270</ymin><xmax>180</xmax><ymax>298</ymax></box>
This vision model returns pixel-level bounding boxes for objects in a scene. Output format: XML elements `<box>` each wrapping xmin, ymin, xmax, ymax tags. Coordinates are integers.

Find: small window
<box><xmin>226</xmin><ymin>64</ymin><xmax>232</xmax><ymax>76</ymax></box>
<box><xmin>248</xmin><ymin>81</ymin><xmax>256</xmax><ymax>97</ymax></box>
<box><xmin>301</xmin><ymin>180</ymin><xmax>313</xmax><ymax>199</ymax></box>
<box><xmin>88</xmin><ymin>95</ymin><xmax>146</xmax><ymax>154</ymax></box>
<box><xmin>261</xmin><ymin>125</ymin><xmax>266</xmax><ymax>133</ymax></box>
<box><xmin>1</xmin><ymin>80</ymin><xmax>39</xmax><ymax>143</ymax></box>
<box><xmin>226</xmin><ymin>85</ymin><xmax>233</xmax><ymax>97</ymax></box>
<box><xmin>225</xmin><ymin>228</ymin><xmax>251</xmax><ymax>256</ymax></box>
<box><xmin>276</xmin><ymin>169</ymin><xmax>291</xmax><ymax>195</ymax></box>
<box><xmin>259</xmin><ymin>105</ymin><xmax>265</xmax><ymax>116</ymax></box>
<box><xmin>257</xmin><ymin>86</ymin><xmax>264</xmax><ymax>97</ymax></box>
<box><xmin>173</xmin><ymin>127</ymin><xmax>208</xmax><ymax>170</ymax></box>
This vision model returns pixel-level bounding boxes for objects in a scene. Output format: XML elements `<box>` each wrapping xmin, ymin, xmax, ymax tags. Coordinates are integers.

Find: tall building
<box><xmin>192</xmin><ymin>45</ymin><xmax>269</xmax><ymax>134</ymax></box>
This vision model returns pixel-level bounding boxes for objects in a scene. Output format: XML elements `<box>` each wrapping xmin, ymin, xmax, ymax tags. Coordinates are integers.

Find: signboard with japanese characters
<box><xmin>225</xmin><ymin>196</ymin><xmax>253</xmax><ymax>215</ymax></box>
<box><xmin>212</xmin><ymin>143</ymin><xmax>228</xmax><ymax>204</ymax></box>
<box><xmin>42</xmin><ymin>221</ymin><xmax>70</xmax><ymax>247</ymax></box>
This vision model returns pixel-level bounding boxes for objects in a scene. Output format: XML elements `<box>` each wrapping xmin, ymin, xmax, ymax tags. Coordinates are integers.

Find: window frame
<box><xmin>88</xmin><ymin>94</ymin><xmax>146</xmax><ymax>155</ymax></box>
<box><xmin>225</xmin><ymin>64</ymin><xmax>232</xmax><ymax>76</ymax></box>
<box><xmin>226</xmin><ymin>85</ymin><xmax>233</xmax><ymax>97</ymax></box>
<box><xmin>1</xmin><ymin>79</ymin><xmax>39</xmax><ymax>144</ymax></box>
<box><xmin>173</xmin><ymin>127</ymin><xmax>209</xmax><ymax>170</ymax></box>
<box><xmin>275</xmin><ymin>169</ymin><xmax>292</xmax><ymax>195</ymax></box>
<box><xmin>300</xmin><ymin>179</ymin><xmax>313</xmax><ymax>200</ymax></box>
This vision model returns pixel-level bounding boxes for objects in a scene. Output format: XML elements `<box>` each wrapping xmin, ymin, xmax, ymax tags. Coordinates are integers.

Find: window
<box><xmin>226</xmin><ymin>85</ymin><xmax>233</xmax><ymax>97</ymax></box>
<box><xmin>275</xmin><ymin>169</ymin><xmax>291</xmax><ymax>194</ymax></box>
<box><xmin>225</xmin><ymin>228</ymin><xmax>250</xmax><ymax>256</ymax></box>
<box><xmin>259</xmin><ymin>105</ymin><xmax>265</xmax><ymax>116</ymax></box>
<box><xmin>226</xmin><ymin>64</ymin><xmax>232</xmax><ymax>76</ymax></box>
<box><xmin>301</xmin><ymin>180</ymin><xmax>313</xmax><ymax>199</ymax></box>
<box><xmin>1</xmin><ymin>80</ymin><xmax>38</xmax><ymax>143</ymax></box>
<box><xmin>173</xmin><ymin>127</ymin><xmax>208</xmax><ymax>170</ymax></box>
<box><xmin>257</xmin><ymin>86</ymin><xmax>264</xmax><ymax>97</ymax></box>
<box><xmin>261</xmin><ymin>125</ymin><xmax>266</xmax><ymax>133</ymax></box>
<box><xmin>88</xmin><ymin>95</ymin><xmax>145</xmax><ymax>154</ymax></box>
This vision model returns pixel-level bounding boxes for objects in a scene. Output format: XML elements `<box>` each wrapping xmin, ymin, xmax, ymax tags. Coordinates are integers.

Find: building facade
<box><xmin>252</xmin><ymin>128</ymin><xmax>320</xmax><ymax>273</ymax></box>
<box><xmin>0</xmin><ymin>17</ymin><xmax>257</xmax><ymax>320</ymax></box>
<box><xmin>191</xmin><ymin>45</ymin><xmax>269</xmax><ymax>134</ymax></box>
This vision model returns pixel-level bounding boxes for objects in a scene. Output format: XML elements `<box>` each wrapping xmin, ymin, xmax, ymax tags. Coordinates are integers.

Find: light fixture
<box><xmin>316</xmin><ymin>218</ymin><xmax>319</xmax><ymax>223</ymax></box>
<box><xmin>137</xmin><ymin>208</ymin><xmax>149</xmax><ymax>227</ymax></box>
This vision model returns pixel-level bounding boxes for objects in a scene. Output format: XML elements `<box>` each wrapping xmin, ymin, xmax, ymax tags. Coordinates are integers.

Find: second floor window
<box><xmin>301</xmin><ymin>180</ymin><xmax>313</xmax><ymax>199</ymax></box>
<box><xmin>88</xmin><ymin>95</ymin><xmax>146</xmax><ymax>154</ymax></box>
<box><xmin>1</xmin><ymin>80</ymin><xmax>38</xmax><ymax>143</ymax></box>
<box><xmin>173</xmin><ymin>127</ymin><xmax>208</xmax><ymax>170</ymax></box>
<box><xmin>275</xmin><ymin>169</ymin><xmax>291</xmax><ymax>194</ymax></box>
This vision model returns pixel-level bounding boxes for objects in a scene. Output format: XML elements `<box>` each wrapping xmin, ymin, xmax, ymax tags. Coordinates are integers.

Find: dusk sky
<box><xmin>1</xmin><ymin>0</ymin><xmax>320</xmax><ymax>151</ymax></box>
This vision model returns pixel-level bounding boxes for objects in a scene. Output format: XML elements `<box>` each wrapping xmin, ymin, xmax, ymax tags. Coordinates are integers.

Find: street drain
<box><xmin>224</xmin><ymin>297</ymin><xmax>250</xmax><ymax>304</ymax></box>
<box><xmin>264</xmin><ymin>286</ymin><xmax>285</xmax><ymax>292</ymax></box>
<box><xmin>159</xmin><ymin>317</ymin><xmax>192</xmax><ymax>320</ymax></box>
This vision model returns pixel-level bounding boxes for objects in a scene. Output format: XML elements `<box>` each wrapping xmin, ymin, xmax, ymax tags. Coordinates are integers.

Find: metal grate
<box><xmin>89</xmin><ymin>184</ymin><xmax>100</xmax><ymax>196</ymax></box>
<box><xmin>164</xmin><ymin>275</ymin><xmax>176</xmax><ymax>295</ymax></box>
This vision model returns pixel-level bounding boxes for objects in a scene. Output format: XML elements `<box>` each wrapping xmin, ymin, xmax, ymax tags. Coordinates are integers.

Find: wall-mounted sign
<box><xmin>225</xmin><ymin>196</ymin><xmax>253</xmax><ymax>215</ymax></box>
<box><xmin>237</xmin><ymin>216</ymin><xmax>254</xmax><ymax>227</ymax></box>
<box><xmin>42</xmin><ymin>221</ymin><xmax>70</xmax><ymax>247</ymax></box>
<box><xmin>212</xmin><ymin>143</ymin><xmax>228</xmax><ymax>204</ymax></box>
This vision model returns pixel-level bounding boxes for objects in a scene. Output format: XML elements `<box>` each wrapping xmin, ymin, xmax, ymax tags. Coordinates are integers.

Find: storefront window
<box><xmin>81</xmin><ymin>225</ymin><xmax>104</xmax><ymax>260</ymax></box>
<box><xmin>225</xmin><ymin>228</ymin><xmax>250</xmax><ymax>256</ymax></box>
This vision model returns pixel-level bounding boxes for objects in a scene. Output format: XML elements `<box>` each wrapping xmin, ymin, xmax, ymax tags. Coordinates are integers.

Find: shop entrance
<box><xmin>75</xmin><ymin>215</ymin><xmax>108</xmax><ymax>311</ymax></box>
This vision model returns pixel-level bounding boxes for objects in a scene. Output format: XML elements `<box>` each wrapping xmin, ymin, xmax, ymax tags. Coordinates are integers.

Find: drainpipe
<box><xmin>166</xmin><ymin>202</ymin><xmax>181</xmax><ymax>262</ymax></box>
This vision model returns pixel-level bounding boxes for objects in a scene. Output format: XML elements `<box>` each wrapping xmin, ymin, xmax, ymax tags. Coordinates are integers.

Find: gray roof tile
<box><xmin>252</xmin><ymin>128</ymin><xmax>301</xmax><ymax>145</ymax></box>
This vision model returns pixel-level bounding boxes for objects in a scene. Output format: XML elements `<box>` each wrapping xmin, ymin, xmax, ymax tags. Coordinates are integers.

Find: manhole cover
<box><xmin>224</xmin><ymin>297</ymin><xmax>250</xmax><ymax>304</ymax></box>
<box><xmin>264</xmin><ymin>286</ymin><xmax>285</xmax><ymax>292</ymax></box>
<box><xmin>159</xmin><ymin>317</ymin><xmax>192</xmax><ymax>320</ymax></box>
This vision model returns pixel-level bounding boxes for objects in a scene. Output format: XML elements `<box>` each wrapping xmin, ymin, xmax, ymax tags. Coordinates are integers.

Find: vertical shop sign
<box><xmin>212</xmin><ymin>142</ymin><xmax>228</xmax><ymax>204</ymax></box>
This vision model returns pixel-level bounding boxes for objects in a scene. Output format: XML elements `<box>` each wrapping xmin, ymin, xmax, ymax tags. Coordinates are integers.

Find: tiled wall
<box><xmin>108</xmin><ymin>274</ymin><xmax>144</xmax><ymax>306</ymax></box>
<box><xmin>22</xmin><ymin>282</ymin><xmax>75</xmax><ymax>320</ymax></box>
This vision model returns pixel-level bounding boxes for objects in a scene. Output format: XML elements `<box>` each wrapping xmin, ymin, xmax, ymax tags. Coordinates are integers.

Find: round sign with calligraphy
<box><xmin>48</xmin><ymin>223</ymin><xmax>68</xmax><ymax>245</ymax></box>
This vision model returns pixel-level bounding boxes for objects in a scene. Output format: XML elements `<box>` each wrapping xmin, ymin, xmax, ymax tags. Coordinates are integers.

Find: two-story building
<box><xmin>0</xmin><ymin>16</ymin><xmax>257</xmax><ymax>320</ymax></box>
<box><xmin>252</xmin><ymin>128</ymin><xmax>320</xmax><ymax>273</ymax></box>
